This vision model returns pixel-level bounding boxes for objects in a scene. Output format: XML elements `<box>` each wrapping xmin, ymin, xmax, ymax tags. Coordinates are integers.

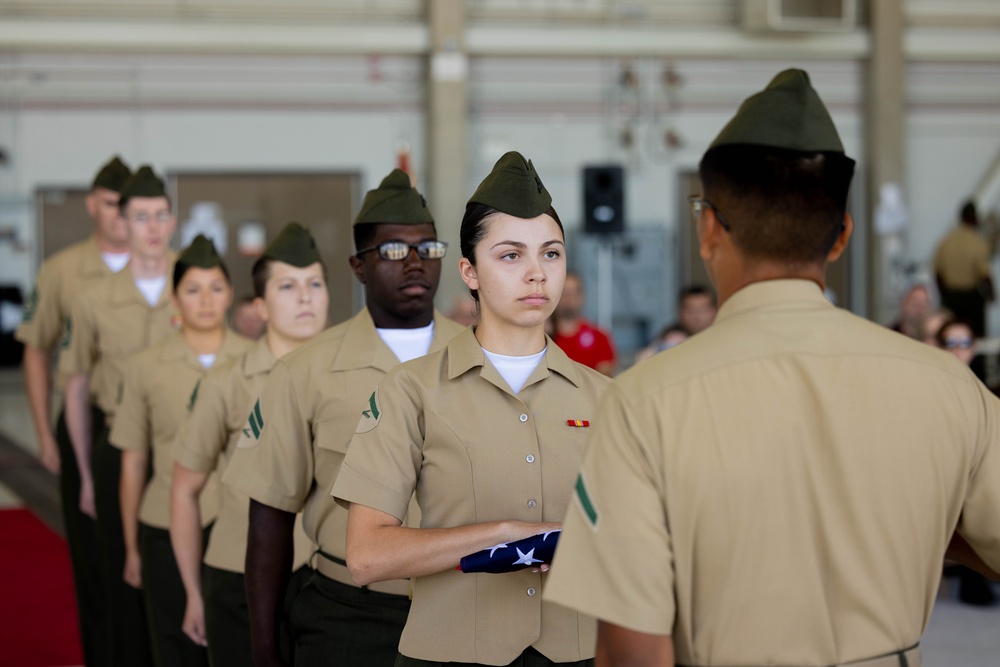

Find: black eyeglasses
<box><xmin>944</xmin><ymin>337</ymin><xmax>974</xmax><ymax>350</ymax></box>
<box><xmin>688</xmin><ymin>195</ymin><xmax>732</xmax><ymax>232</ymax></box>
<box><xmin>355</xmin><ymin>240</ymin><xmax>448</xmax><ymax>261</ymax></box>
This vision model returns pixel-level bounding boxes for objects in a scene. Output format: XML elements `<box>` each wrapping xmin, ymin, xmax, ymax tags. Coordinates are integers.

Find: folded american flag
<box><xmin>459</xmin><ymin>530</ymin><xmax>561</xmax><ymax>574</ymax></box>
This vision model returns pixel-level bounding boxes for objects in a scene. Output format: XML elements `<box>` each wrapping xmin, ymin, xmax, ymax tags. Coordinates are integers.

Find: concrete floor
<box><xmin>0</xmin><ymin>367</ymin><xmax>997</xmax><ymax>665</ymax></box>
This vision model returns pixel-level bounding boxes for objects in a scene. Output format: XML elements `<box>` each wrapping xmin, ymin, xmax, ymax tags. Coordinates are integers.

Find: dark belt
<box><xmin>314</xmin><ymin>550</ymin><xmax>411</xmax><ymax>597</ymax></box>
<box><xmin>679</xmin><ymin>642</ymin><xmax>920</xmax><ymax>667</ymax></box>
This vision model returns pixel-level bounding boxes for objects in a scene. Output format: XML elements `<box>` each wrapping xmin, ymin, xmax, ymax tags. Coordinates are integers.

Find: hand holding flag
<box><xmin>459</xmin><ymin>530</ymin><xmax>561</xmax><ymax>574</ymax></box>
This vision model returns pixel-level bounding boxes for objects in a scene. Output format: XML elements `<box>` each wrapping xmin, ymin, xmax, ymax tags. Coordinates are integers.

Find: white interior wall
<box><xmin>2</xmin><ymin>52</ymin><xmax>999</xmax><ymax>319</ymax></box>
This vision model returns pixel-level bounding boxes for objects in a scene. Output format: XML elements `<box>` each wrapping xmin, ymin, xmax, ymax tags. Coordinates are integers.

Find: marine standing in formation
<box><xmin>15</xmin><ymin>156</ymin><xmax>132</xmax><ymax>667</ymax></box>
<box><xmin>169</xmin><ymin>223</ymin><xmax>329</xmax><ymax>667</ymax></box>
<box><xmin>110</xmin><ymin>235</ymin><xmax>251</xmax><ymax>667</ymax></box>
<box><xmin>545</xmin><ymin>69</ymin><xmax>1000</xmax><ymax>667</ymax></box>
<box><xmin>60</xmin><ymin>165</ymin><xmax>179</xmax><ymax>667</ymax></box>
<box><xmin>333</xmin><ymin>152</ymin><xmax>610</xmax><ymax>667</ymax></box>
<box><xmin>223</xmin><ymin>170</ymin><xmax>464</xmax><ymax>667</ymax></box>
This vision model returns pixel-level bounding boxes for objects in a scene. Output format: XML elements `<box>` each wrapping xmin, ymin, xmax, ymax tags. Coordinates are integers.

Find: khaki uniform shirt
<box><xmin>545</xmin><ymin>280</ymin><xmax>1000</xmax><ymax>667</ymax></box>
<box><xmin>109</xmin><ymin>330</ymin><xmax>251</xmax><ymax>529</ymax></box>
<box><xmin>224</xmin><ymin>309</ymin><xmax>463</xmax><ymax>591</ymax></box>
<box><xmin>174</xmin><ymin>337</ymin><xmax>314</xmax><ymax>573</ymax></box>
<box><xmin>59</xmin><ymin>261</ymin><xmax>178</xmax><ymax>421</ymax></box>
<box><xmin>933</xmin><ymin>225</ymin><xmax>991</xmax><ymax>290</ymax></box>
<box><xmin>333</xmin><ymin>327</ymin><xmax>611</xmax><ymax>665</ymax></box>
<box><xmin>16</xmin><ymin>237</ymin><xmax>118</xmax><ymax>355</ymax></box>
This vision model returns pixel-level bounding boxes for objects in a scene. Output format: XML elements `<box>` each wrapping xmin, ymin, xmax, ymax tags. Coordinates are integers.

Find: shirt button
<box><xmin>519</xmin><ymin>413</ymin><xmax>528</xmax><ymax>423</ymax></box>
<box><xmin>527</xmin><ymin>587</ymin><xmax>536</xmax><ymax>596</ymax></box>
<box><xmin>526</xmin><ymin>454</ymin><xmax>535</xmax><ymax>463</ymax></box>
<box><xmin>527</xmin><ymin>499</ymin><xmax>536</xmax><ymax>509</ymax></box>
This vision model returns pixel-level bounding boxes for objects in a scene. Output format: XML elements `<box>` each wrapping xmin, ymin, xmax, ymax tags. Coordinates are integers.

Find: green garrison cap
<box><xmin>119</xmin><ymin>165</ymin><xmax>167</xmax><ymax>200</ymax></box>
<box><xmin>709</xmin><ymin>69</ymin><xmax>845</xmax><ymax>154</ymax></box>
<box><xmin>262</xmin><ymin>222</ymin><xmax>321</xmax><ymax>267</ymax></box>
<box><xmin>469</xmin><ymin>151</ymin><xmax>552</xmax><ymax>219</ymax></box>
<box><xmin>354</xmin><ymin>169</ymin><xmax>434</xmax><ymax>226</ymax></box>
<box><xmin>91</xmin><ymin>156</ymin><xmax>132</xmax><ymax>193</ymax></box>
<box><xmin>178</xmin><ymin>234</ymin><xmax>223</xmax><ymax>269</ymax></box>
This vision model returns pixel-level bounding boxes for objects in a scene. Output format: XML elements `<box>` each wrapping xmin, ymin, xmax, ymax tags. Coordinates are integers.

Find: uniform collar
<box><xmin>79</xmin><ymin>236</ymin><xmax>113</xmax><ymax>279</ymax></box>
<box><xmin>446</xmin><ymin>327</ymin><xmax>582</xmax><ymax>389</ymax></box>
<box><xmin>159</xmin><ymin>329</ymin><xmax>246</xmax><ymax>369</ymax></box>
<box><xmin>242</xmin><ymin>337</ymin><xmax>277</xmax><ymax>378</ymax></box>
<box><xmin>714</xmin><ymin>279</ymin><xmax>829</xmax><ymax>325</ymax></box>
<box><xmin>109</xmin><ymin>256</ymin><xmax>176</xmax><ymax>309</ymax></box>
<box><xmin>329</xmin><ymin>308</ymin><xmax>454</xmax><ymax>373</ymax></box>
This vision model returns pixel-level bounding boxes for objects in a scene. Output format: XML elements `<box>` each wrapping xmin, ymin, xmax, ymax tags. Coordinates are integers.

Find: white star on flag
<box><xmin>489</xmin><ymin>544</ymin><xmax>508</xmax><ymax>558</ymax></box>
<box><xmin>513</xmin><ymin>547</ymin><xmax>543</xmax><ymax>566</ymax></box>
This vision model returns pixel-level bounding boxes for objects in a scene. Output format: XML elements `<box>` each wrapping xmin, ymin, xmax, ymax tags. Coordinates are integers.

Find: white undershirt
<box><xmin>101</xmin><ymin>251</ymin><xmax>130</xmax><ymax>273</ymax></box>
<box><xmin>134</xmin><ymin>276</ymin><xmax>167</xmax><ymax>307</ymax></box>
<box><xmin>197</xmin><ymin>354</ymin><xmax>216</xmax><ymax>368</ymax></box>
<box><xmin>377</xmin><ymin>322</ymin><xmax>435</xmax><ymax>363</ymax></box>
<box><xmin>483</xmin><ymin>347</ymin><xmax>547</xmax><ymax>395</ymax></box>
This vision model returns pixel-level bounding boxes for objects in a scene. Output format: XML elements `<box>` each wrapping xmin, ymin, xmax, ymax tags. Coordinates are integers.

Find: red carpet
<box><xmin>0</xmin><ymin>508</ymin><xmax>83</xmax><ymax>667</ymax></box>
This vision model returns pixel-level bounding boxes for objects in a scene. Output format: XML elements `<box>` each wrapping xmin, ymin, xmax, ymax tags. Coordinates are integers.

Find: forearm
<box><xmin>169</xmin><ymin>464</ymin><xmax>209</xmax><ymax>601</ymax></box>
<box><xmin>345</xmin><ymin>503</ymin><xmax>559</xmax><ymax>586</ymax></box>
<box><xmin>120</xmin><ymin>449</ymin><xmax>148</xmax><ymax>557</ymax></box>
<box><xmin>64</xmin><ymin>374</ymin><xmax>93</xmax><ymax>482</ymax></box>
<box><xmin>596</xmin><ymin>622</ymin><xmax>675</xmax><ymax>667</ymax></box>
<box><xmin>22</xmin><ymin>345</ymin><xmax>54</xmax><ymax>443</ymax></box>
<box><xmin>246</xmin><ymin>500</ymin><xmax>296</xmax><ymax>665</ymax></box>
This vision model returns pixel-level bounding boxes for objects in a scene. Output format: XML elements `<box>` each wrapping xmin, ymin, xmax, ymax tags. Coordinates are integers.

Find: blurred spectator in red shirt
<box><xmin>552</xmin><ymin>272</ymin><xmax>616</xmax><ymax>376</ymax></box>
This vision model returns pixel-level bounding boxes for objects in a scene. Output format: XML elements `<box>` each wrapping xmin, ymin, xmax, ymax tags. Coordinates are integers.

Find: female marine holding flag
<box><xmin>333</xmin><ymin>151</ymin><xmax>609</xmax><ymax>666</ymax></box>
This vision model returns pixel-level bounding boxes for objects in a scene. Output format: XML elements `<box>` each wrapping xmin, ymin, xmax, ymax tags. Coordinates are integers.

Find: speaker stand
<box><xmin>596</xmin><ymin>238</ymin><xmax>614</xmax><ymax>332</ymax></box>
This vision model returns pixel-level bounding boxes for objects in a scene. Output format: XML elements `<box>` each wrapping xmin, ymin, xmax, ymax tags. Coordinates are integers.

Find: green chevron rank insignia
<box><xmin>60</xmin><ymin>318</ymin><xmax>72</xmax><ymax>349</ymax></box>
<box><xmin>240</xmin><ymin>398</ymin><xmax>265</xmax><ymax>445</ymax></box>
<box><xmin>22</xmin><ymin>287</ymin><xmax>39</xmax><ymax>323</ymax></box>
<box><xmin>575</xmin><ymin>473</ymin><xmax>599</xmax><ymax>529</ymax></box>
<box><xmin>187</xmin><ymin>380</ymin><xmax>201</xmax><ymax>412</ymax></box>
<box><xmin>356</xmin><ymin>390</ymin><xmax>382</xmax><ymax>434</ymax></box>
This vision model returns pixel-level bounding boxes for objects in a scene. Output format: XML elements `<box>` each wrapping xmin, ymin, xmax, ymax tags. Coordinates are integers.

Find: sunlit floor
<box><xmin>1</xmin><ymin>367</ymin><xmax>997</xmax><ymax>666</ymax></box>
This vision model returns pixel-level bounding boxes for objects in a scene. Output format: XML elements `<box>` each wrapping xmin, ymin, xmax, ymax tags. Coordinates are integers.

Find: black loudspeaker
<box><xmin>583</xmin><ymin>165</ymin><xmax>625</xmax><ymax>234</ymax></box>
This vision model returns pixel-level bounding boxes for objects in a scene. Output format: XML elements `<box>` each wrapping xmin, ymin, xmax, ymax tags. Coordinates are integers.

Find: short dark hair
<box><xmin>250</xmin><ymin>256</ymin><xmax>328</xmax><ymax>298</ymax></box>
<box><xmin>935</xmin><ymin>316</ymin><xmax>975</xmax><ymax>348</ymax></box>
<box><xmin>172</xmin><ymin>259</ymin><xmax>231</xmax><ymax>292</ymax></box>
<box><xmin>698</xmin><ymin>145</ymin><xmax>855</xmax><ymax>265</ymax></box>
<box><xmin>353</xmin><ymin>224</ymin><xmax>379</xmax><ymax>255</ymax></box>
<box><xmin>459</xmin><ymin>203</ymin><xmax>564</xmax><ymax>305</ymax></box>
<box><xmin>679</xmin><ymin>285</ymin><xmax>716</xmax><ymax>306</ymax></box>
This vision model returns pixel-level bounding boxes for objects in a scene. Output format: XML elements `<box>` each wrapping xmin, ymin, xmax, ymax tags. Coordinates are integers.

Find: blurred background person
<box><xmin>446</xmin><ymin>293</ymin><xmax>479</xmax><ymax>328</ymax></box>
<box><xmin>918</xmin><ymin>309</ymin><xmax>951</xmax><ymax>346</ymax></box>
<box><xmin>934</xmin><ymin>316</ymin><xmax>999</xmax><ymax>607</ymax></box>
<box><xmin>888</xmin><ymin>283</ymin><xmax>932</xmax><ymax>339</ymax></box>
<box><xmin>552</xmin><ymin>271</ymin><xmax>616</xmax><ymax>376</ymax></box>
<box><xmin>634</xmin><ymin>325</ymin><xmax>689</xmax><ymax>364</ymax></box>
<box><xmin>934</xmin><ymin>200</ymin><xmax>994</xmax><ymax>337</ymax></box>
<box><xmin>231</xmin><ymin>295</ymin><xmax>266</xmax><ymax>340</ymax></box>
<box><xmin>676</xmin><ymin>285</ymin><xmax>717</xmax><ymax>335</ymax></box>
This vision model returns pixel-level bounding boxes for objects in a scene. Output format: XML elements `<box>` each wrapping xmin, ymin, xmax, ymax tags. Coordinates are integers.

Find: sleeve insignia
<box><xmin>238</xmin><ymin>398</ymin><xmax>265</xmax><ymax>447</ymax></box>
<box><xmin>60</xmin><ymin>317</ymin><xmax>72</xmax><ymax>349</ymax></box>
<box><xmin>187</xmin><ymin>379</ymin><xmax>201</xmax><ymax>412</ymax></box>
<box><xmin>575</xmin><ymin>473</ymin><xmax>600</xmax><ymax>529</ymax></box>
<box><xmin>356</xmin><ymin>389</ymin><xmax>382</xmax><ymax>434</ymax></box>
<box><xmin>22</xmin><ymin>287</ymin><xmax>39</xmax><ymax>323</ymax></box>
